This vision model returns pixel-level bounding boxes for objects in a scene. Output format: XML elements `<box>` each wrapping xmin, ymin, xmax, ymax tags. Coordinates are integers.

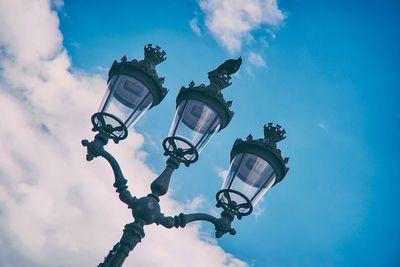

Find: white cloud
<box><xmin>252</xmin><ymin>199</ymin><xmax>265</xmax><ymax>219</ymax></box>
<box><xmin>248</xmin><ymin>51</ymin><xmax>267</xmax><ymax>67</ymax></box>
<box><xmin>189</xmin><ymin>17</ymin><xmax>202</xmax><ymax>36</ymax></box>
<box><xmin>318</xmin><ymin>123</ymin><xmax>328</xmax><ymax>132</ymax></box>
<box><xmin>259</xmin><ymin>36</ymin><xmax>270</xmax><ymax>48</ymax></box>
<box><xmin>199</xmin><ymin>0</ymin><xmax>285</xmax><ymax>53</ymax></box>
<box><xmin>0</xmin><ymin>0</ymin><xmax>247</xmax><ymax>266</ymax></box>
<box><xmin>218</xmin><ymin>168</ymin><xmax>229</xmax><ymax>183</ymax></box>
<box><xmin>182</xmin><ymin>195</ymin><xmax>206</xmax><ymax>212</ymax></box>
<box><xmin>70</xmin><ymin>41</ymin><xmax>80</xmax><ymax>48</ymax></box>
<box><xmin>51</xmin><ymin>0</ymin><xmax>64</xmax><ymax>9</ymax></box>
<box><xmin>266</xmin><ymin>28</ymin><xmax>276</xmax><ymax>39</ymax></box>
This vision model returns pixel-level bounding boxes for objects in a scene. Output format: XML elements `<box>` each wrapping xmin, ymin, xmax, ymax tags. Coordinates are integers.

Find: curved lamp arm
<box><xmin>158</xmin><ymin>211</ymin><xmax>236</xmax><ymax>238</ymax></box>
<box><xmin>82</xmin><ymin>133</ymin><xmax>137</xmax><ymax>208</ymax></box>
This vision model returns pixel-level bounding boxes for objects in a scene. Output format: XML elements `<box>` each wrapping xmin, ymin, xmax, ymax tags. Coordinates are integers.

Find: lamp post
<box><xmin>82</xmin><ymin>44</ymin><xmax>289</xmax><ymax>267</ymax></box>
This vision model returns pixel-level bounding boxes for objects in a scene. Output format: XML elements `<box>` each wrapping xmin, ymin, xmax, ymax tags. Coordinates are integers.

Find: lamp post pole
<box><xmin>82</xmin><ymin>44</ymin><xmax>289</xmax><ymax>267</ymax></box>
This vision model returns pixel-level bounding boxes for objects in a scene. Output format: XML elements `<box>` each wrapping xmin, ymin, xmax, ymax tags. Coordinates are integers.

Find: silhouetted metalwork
<box><xmin>81</xmin><ymin>44</ymin><xmax>289</xmax><ymax>267</ymax></box>
<box><xmin>162</xmin><ymin>136</ymin><xmax>199</xmax><ymax>167</ymax></box>
<box><xmin>216</xmin><ymin>57</ymin><xmax>242</xmax><ymax>76</ymax></box>
<box><xmin>91</xmin><ymin>112</ymin><xmax>128</xmax><ymax>143</ymax></box>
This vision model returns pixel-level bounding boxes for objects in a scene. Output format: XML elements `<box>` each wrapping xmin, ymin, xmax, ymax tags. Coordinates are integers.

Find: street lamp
<box><xmin>82</xmin><ymin>44</ymin><xmax>289</xmax><ymax>267</ymax></box>
<box><xmin>93</xmin><ymin>44</ymin><xmax>167</xmax><ymax>143</ymax></box>
<box><xmin>218</xmin><ymin>123</ymin><xmax>289</xmax><ymax>219</ymax></box>
<box><xmin>164</xmin><ymin>57</ymin><xmax>238</xmax><ymax>167</ymax></box>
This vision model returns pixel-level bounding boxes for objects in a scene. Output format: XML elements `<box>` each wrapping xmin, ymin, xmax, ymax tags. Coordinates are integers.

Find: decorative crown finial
<box><xmin>264</xmin><ymin>123</ymin><xmax>286</xmax><ymax>144</ymax></box>
<box><xmin>144</xmin><ymin>44</ymin><xmax>167</xmax><ymax>65</ymax></box>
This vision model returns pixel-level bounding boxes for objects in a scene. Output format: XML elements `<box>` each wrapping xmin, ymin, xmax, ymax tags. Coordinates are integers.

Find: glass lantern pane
<box><xmin>98</xmin><ymin>75</ymin><xmax>153</xmax><ymax>128</ymax></box>
<box><xmin>221</xmin><ymin>153</ymin><xmax>276</xmax><ymax>207</ymax></box>
<box><xmin>168</xmin><ymin>99</ymin><xmax>221</xmax><ymax>153</ymax></box>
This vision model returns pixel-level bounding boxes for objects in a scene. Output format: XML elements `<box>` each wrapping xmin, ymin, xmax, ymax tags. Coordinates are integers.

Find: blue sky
<box><xmin>1</xmin><ymin>0</ymin><xmax>399</xmax><ymax>266</ymax></box>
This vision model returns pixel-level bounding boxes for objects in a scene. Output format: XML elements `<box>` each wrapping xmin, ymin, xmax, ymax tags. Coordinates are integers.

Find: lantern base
<box><xmin>162</xmin><ymin>136</ymin><xmax>199</xmax><ymax>167</ymax></box>
<box><xmin>216</xmin><ymin>189</ymin><xmax>253</xmax><ymax>219</ymax></box>
<box><xmin>91</xmin><ymin>112</ymin><xmax>128</xmax><ymax>143</ymax></box>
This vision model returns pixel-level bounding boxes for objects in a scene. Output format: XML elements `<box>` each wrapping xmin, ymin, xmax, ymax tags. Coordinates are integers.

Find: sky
<box><xmin>0</xmin><ymin>0</ymin><xmax>399</xmax><ymax>266</ymax></box>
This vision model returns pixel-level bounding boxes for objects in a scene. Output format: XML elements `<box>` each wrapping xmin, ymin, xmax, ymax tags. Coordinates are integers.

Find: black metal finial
<box><xmin>216</xmin><ymin>57</ymin><xmax>242</xmax><ymax>76</ymax></box>
<box><xmin>264</xmin><ymin>123</ymin><xmax>286</xmax><ymax>144</ymax></box>
<box><xmin>207</xmin><ymin>57</ymin><xmax>242</xmax><ymax>91</ymax></box>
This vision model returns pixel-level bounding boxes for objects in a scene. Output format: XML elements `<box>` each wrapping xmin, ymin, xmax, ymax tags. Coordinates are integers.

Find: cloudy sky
<box><xmin>0</xmin><ymin>0</ymin><xmax>399</xmax><ymax>266</ymax></box>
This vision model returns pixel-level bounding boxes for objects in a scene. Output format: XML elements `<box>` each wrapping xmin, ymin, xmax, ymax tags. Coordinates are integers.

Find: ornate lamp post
<box><xmin>82</xmin><ymin>44</ymin><xmax>289</xmax><ymax>267</ymax></box>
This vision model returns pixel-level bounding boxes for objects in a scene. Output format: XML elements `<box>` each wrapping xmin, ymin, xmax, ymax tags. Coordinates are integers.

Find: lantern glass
<box><xmin>168</xmin><ymin>99</ymin><xmax>221</xmax><ymax>155</ymax></box>
<box><xmin>99</xmin><ymin>74</ymin><xmax>154</xmax><ymax>129</ymax></box>
<box><xmin>221</xmin><ymin>153</ymin><xmax>276</xmax><ymax>207</ymax></box>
